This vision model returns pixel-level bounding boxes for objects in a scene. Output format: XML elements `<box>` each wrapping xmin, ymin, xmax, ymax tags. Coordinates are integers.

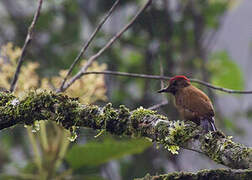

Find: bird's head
<box><xmin>158</xmin><ymin>75</ymin><xmax>190</xmax><ymax>95</ymax></box>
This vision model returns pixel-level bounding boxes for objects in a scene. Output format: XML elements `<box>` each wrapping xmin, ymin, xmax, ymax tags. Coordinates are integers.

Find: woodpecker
<box><xmin>158</xmin><ymin>75</ymin><xmax>217</xmax><ymax>132</ymax></box>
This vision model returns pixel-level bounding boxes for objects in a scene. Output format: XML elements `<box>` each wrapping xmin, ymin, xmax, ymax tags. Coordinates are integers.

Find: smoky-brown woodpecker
<box><xmin>158</xmin><ymin>75</ymin><xmax>217</xmax><ymax>132</ymax></box>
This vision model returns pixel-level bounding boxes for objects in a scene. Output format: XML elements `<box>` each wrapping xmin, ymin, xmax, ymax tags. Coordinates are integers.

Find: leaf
<box><xmin>208</xmin><ymin>51</ymin><xmax>244</xmax><ymax>91</ymax></box>
<box><xmin>204</xmin><ymin>1</ymin><xmax>227</xmax><ymax>28</ymax></box>
<box><xmin>66</xmin><ymin>138</ymin><xmax>151</xmax><ymax>169</ymax></box>
<box><xmin>167</xmin><ymin>145</ymin><xmax>180</xmax><ymax>155</ymax></box>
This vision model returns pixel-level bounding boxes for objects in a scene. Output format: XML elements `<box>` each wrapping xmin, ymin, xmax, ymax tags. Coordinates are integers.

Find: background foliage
<box><xmin>0</xmin><ymin>0</ymin><xmax>250</xmax><ymax>179</ymax></box>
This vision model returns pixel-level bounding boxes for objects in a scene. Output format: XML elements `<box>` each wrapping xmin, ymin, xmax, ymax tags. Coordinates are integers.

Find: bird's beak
<box><xmin>157</xmin><ymin>86</ymin><xmax>171</xmax><ymax>93</ymax></box>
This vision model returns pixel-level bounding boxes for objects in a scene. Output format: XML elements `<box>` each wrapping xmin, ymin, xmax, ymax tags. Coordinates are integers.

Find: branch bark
<box><xmin>135</xmin><ymin>169</ymin><xmax>252</xmax><ymax>180</ymax></box>
<box><xmin>0</xmin><ymin>91</ymin><xmax>251</xmax><ymax>169</ymax></box>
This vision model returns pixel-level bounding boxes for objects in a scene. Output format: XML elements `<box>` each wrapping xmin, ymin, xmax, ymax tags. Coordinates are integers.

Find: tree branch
<box><xmin>148</xmin><ymin>100</ymin><xmax>168</xmax><ymax>110</ymax></box>
<box><xmin>60</xmin><ymin>0</ymin><xmax>152</xmax><ymax>92</ymax></box>
<box><xmin>9</xmin><ymin>0</ymin><xmax>43</xmax><ymax>92</ymax></box>
<box><xmin>135</xmin><ymin>169</ymin><xmax>252</xmax><ymax>180</ymax></box>
<box><xmin>0</xmin><ymin>91</ymin><xmax>251</xmax><ymax>169</ymax></box>
<box><xmin>80</xmin><ymin>70</ymin><xmax>252</xmax><ymax>94</ymax></box>
<box><xmin>57</xmin><ymin>0</ymin><xmax>121</xmax><ymax>93</ymax></box>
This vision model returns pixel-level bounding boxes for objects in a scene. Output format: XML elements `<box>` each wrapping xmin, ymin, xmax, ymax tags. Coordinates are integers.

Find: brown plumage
<box><xmin>158</xmin><ymin>75</ymin><xmax>217</xmax><ymax>132</ymax></box>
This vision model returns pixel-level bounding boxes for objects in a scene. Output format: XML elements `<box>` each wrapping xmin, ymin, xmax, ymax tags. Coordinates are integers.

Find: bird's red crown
<box><xmin>170</xmin><ymin>75</ymin><xmax>190</xmax><ymax>84</ymax></box>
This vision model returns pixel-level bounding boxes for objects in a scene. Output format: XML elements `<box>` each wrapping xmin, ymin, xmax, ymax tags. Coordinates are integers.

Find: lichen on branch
<box><xmin>135</xmin><ymin>169</ymin><xmax>252</xmax><ymax>180</ymax></box>
<box><xmin>0</xmin><ymin>90</ymin><xmax>251</xmax><ymax>169</ymax></box>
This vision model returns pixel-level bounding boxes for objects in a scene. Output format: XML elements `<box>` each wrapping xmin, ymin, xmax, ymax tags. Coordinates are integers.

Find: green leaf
<box><xmin>204</xmin><ymin>1</ymin><xmax>227</xmax><ymax>28</ymax></box>
<box><xmin>66</xmin><ymin>138</ymin><xmax>151</xmax><ymax>169</ymax></box>
<box><xmin>167</xmin><ymin>145</ymin><xmax>180</xmax><ymax>155</ymax></box>
<box><xmin>208</xmin><ymin>51</ymin><xmax>244</xmax><ymax>91</ymax></box>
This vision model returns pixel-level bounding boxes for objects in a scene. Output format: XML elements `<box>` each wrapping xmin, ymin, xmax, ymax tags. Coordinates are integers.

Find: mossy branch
<box><xmin>0</xmin><ymin>91</ymin><xmax>251</xmax><ymax>169</ymax></box>
<box><xmin>135</xmin><ymin>169</ymin><xmax>252</xmax><ymax>180</ymax></box>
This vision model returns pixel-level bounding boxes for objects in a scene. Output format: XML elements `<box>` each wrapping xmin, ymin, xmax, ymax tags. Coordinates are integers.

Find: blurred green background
<box><xmin>0</xmin><ymin>0</ymin><xmax>251</xmax><ymax>179</ymax></box>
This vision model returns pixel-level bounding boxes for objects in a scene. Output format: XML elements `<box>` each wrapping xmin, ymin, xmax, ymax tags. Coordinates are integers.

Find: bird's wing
<box><xmin>177</xmin><ymin>86</ymin><xmax>214</xmax><ymax>117</ymax></box>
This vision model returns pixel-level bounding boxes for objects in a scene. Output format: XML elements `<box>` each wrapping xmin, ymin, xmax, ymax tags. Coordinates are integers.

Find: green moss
<box><xmin>200</xmin><ymin>131</ymin><xmax>252</xmax><ymax>168</ymax></box>
<box><xmin>103</xmin><ymin>103</ymin><xmax>119</xmax><ymax>134</ymax></box>
<box><xmin>155</xmin><ymin>121</ymin><xmax>169</xmax><ymax>135</ymax></box>
<box><xmin>0</xmin><ymin>91</ymin><xmax>58</xmax><ymax>129</ymax></box>
<box><xmin>0</xmin><ymin>92</ymin><xmax>16</xmax><ymax>106</ymax></box>
<box><xmin>201</xmin><ymin>132</ymin><xmax>222</xmax><ymax>163</ymax></box>
<box><xmin>131</xmin><ymin>107</ymin><xmax>156</xmax><ymax>120</ymax></box>
<box><xmin>75</xmin><ymin>104</ymin><xmax>101</xmax><ymax>134</ymax></box>
<box><xmin>136</xmin><ymin>169</ymin><xmax>252</xmax><ymax>180</ymax></box>
<box><xmin>0</xmin><ymin>90</ymin><xmax>84</xmax><ymax>129</ymax></box>
<box><xmin>53</xmin><ymin>94</ymin><xmax>80</xmax><ymax>129</ymax></box>
<box><xmin>155</xmin><ymin>120</ymin><xmax>196</xmax><ymax>154</ymax></box>
<box><xmin>0</xmin><ymin>92</ymin><xmax>18</xmax><ymax>126</ymax></box>
<box><xmin>1</xmin><ymin>91</ymin><xmax>251</xmax><ymax>169</ymax></box>
<box><xmin>118</xmin><ymin>105</ymin><xmax>130</xmax><ymax>120</ymax></box>
<box><xmin>131</xmin><ymin>107</ymin><xmax>155</xmax><ymax>127</ymax></box>
<box><xmin>77</xmin><ymin>103</ymin><xmax>131</xmax><ymax>136</ymax></box>
<box><xmin>128</xmin><ymin>107</ymin><xmax>157</xmax><ymax>137</ymax></box>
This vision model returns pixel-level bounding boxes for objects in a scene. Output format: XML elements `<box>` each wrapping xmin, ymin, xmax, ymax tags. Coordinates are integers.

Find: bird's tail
<box><xmin>209</xmin><ymin>117</ymin><xmax>217</xmax><ymax>132</ymax></box>
<box><xmin>201</xmin><ymin>117</ymin><xmax>217</xmax><ymax>132</ymax></box>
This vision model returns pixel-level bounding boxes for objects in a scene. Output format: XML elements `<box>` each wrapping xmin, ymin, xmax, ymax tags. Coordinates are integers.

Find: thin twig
<box><xmin>159</xmin><ymin>60</ymin><xmax>165</xmax><ymax>89</ymax></box>
<box><xmin>148</xmin><ymin>60</ymin><xmax>168</xmax><ymax>110</ymax></box>
<box><xmin>57</xmin><ymin>0</ymin><xmax>121</xmax><ymax>92</ymax></box>
<box><xmin>80</xmin><ymin>70</ymin><xmax>252</xmax><ymax>94</ymax></box>
<box><xmin>9</xmin><ymin>0</ymin><xmax>43</xmax><ymax>92</ymax></box>
<box><xmin>60</xmin><ymin>0</ymin><xmax>152</xmax><ymax>92</ymax></box>
<box><xmin>148</xmin><ymin>100</ymin><xmax>168</xmax><ymax>110</ymax></box>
